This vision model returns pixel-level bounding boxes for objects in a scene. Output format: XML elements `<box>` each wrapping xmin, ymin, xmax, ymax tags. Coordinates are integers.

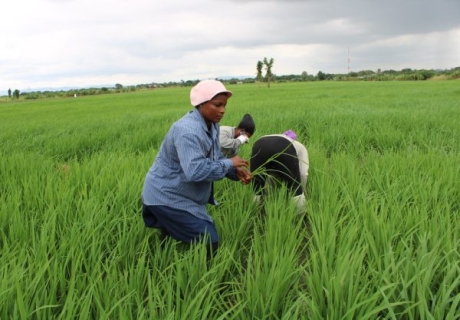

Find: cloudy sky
<box><xmin>1</xmin><ymin>0</ymin><xmax>459</xmax><ymax>91</ymax></box>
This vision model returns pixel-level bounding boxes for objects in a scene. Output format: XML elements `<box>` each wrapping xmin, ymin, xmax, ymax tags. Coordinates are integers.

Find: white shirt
<box><xmin>219</xmin><ymin>126</ymin><xmax>244</xmax><ymax>158</ymax></box>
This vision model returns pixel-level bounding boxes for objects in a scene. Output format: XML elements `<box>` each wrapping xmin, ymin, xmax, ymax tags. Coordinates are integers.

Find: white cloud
<box><xmin>1</xmin><ymin>0</ymin><xmax>459</xmax><ymax>90</ymax></box>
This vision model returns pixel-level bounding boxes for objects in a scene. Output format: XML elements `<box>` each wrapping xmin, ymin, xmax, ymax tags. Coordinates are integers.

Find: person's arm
<box><xmin>176</xmin><ymin>130</ymin><xmax>234</xmax><ymax>182</ymax></box>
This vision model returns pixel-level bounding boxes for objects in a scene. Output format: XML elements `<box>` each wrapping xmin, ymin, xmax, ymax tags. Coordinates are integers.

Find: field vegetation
<box><xmin>1</xmin><ymin>81</ymin><xmax>459</xmax><ymax>319</ymax></box>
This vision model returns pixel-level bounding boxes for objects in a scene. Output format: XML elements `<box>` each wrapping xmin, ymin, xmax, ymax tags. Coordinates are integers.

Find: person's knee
<box><xmin>142</xmin><ymin>204</ymin><xmax>157</xmax><ymax>227</ymax></box>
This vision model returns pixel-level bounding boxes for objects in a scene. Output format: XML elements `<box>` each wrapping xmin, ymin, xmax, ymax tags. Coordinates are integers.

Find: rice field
<box><xmin>1</xmin><ymin>80</ymin><xmax>459</xmax><ymax>319</ymax></box>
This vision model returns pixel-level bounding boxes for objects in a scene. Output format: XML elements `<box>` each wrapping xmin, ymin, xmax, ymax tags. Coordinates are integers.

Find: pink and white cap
<box><xmin>190</xmin><ymin>80</ymin><xmax>233</xmax><ymax>107</ymax></box>
<box><xmin>283</xmin><ymin>129</ymin><xmax>297</xmax><ymax>140</ymax></box>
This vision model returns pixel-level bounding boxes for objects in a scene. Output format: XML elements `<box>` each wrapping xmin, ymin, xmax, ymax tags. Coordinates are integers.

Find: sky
<box><xmin>1</xmin><ymin>0</ymin><xmax>459</xmax><ymax>91</ymax></box>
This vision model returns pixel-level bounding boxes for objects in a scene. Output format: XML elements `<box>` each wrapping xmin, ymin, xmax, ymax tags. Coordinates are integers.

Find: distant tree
<box><xmin>8</xmin><ymin>88</ymin><xmax>11</xmax><ymax>98</ymax></box>
<box><xmin>348</xmin><ymin>71</ymin><xmax>359</xmax><ymax>78</ymax></box>
<box><xmin>115</xmin><ymin>83</ymin><xmax>123</xmax><ymax>90</ymax></box>
<box><xmin>358</xmin><ymin>70</ymin><xmax>375</xmax><ymax>76</ymax></box>
<box><xmin>417</xmin><ymin>69</ymin><xmax>435</xmax><ymax>80</ymax></box>
<box><xmin>317</xmin><ymin>71</ymin><xmax>326</xmax><ymax>81</ymax></box>
<box><xmin>263</xmin><ymin>57</ymin><xmax>274</xmax><ymax>88</ymax></box>
<box><xmin>301</xmin><ymin>71</ymin><xmax>308</xmax><ymax>80</ymax></box>
<box><xmin>13</xmin><ymin>89</ymin><xmax>20</xmax><ymax>99</ymax></box>
<box><xmin>256</xmin><ymin>60</ymin><xmax>263</xmax><ymax>87</ymax></box>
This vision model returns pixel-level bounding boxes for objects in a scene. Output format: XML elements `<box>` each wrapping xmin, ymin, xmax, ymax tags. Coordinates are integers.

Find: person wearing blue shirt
<box><xmin>142</xmin><ymin>80</ymin><xmax>252</xmax><ymax>259</ymax></box>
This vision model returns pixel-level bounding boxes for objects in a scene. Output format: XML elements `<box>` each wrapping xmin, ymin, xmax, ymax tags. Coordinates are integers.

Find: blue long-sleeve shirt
<box><xmin>142</xmin><ymin>108</ymin><xmax>237</xmax><ymax>222</ymax></box>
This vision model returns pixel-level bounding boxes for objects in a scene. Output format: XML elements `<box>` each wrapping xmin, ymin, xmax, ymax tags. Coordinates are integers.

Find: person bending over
<box><xmin>219</xmin><ymin>113</ymin><xmax>256</xmax><ymax>158</ymax></box>
<box><xmin>250</xmin><ymin>130</ymin><xmax>309</xmax><ymax>214</ymax></box>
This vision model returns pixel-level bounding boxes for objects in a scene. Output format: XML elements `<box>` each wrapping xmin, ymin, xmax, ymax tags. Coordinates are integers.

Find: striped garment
<box><xmin>142</xmin><ymin>108</ymin><xmax>237</xmax><ymax>222</ymax></box>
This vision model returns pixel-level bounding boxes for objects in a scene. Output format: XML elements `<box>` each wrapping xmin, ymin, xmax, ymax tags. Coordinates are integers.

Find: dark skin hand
<box><xmin>230</xmin><ymin>155</ymin><xmax>249</xmax><ymax>168</ymax></box>
<box><xmin>230</xmin><ymin>156</ymin><xmax>252</xmax><ymax>184</ymax></box>
<box><xmin>236</xmin><ymin>167</ymin><xmax>252</xmax><ymax>184</ymax></box>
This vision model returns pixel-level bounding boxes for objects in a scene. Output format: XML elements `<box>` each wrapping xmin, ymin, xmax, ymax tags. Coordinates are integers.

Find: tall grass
<box><xmin>1</xmin><ymin>81</ymin><xmax>459</xmax><ymax>319</ymax></box>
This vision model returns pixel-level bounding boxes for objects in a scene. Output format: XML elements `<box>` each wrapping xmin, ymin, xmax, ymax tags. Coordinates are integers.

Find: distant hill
<box><xmin>21</xmin><ymin>84</ymin><xmax>114</xmax><ymax>93</ymax></box>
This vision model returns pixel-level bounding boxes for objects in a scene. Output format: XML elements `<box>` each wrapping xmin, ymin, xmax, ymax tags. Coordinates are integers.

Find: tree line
<box><xmin>4</xmin><ymin>66</ymin><xmax>460</xmax><ymax>101</ymax></box>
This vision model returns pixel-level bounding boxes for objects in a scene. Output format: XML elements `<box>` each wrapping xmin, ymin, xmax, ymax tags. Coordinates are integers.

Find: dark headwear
<box><xmin>237</xmin><ymin>114</ymin><xmax>256</xmax><ymax>135</ymax></box>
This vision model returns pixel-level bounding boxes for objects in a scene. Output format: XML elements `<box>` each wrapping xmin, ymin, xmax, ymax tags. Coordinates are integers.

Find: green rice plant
<box><xmin>1</xmin><ymin>81</ymin><xmax>459</xmax><ymax>319</ymax></box>
<box><xmin>233</xmin><ymin>187</ymin><xmax>307</xmax><ymax>319</ymax></box>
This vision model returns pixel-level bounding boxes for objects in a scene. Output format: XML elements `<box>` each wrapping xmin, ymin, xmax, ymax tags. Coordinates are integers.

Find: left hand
<box><xmin>236</xmin><ymin>167</ymin><xmax>252</xmax><ymax>184</ymax></box>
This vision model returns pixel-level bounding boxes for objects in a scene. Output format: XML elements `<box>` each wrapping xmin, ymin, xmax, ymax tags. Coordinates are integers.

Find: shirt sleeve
<box><xmin>219</xmin><ymin>127</ymin><xmax>242</xmax><ymax>152</ymax></box>
<box><xmin>175</xmin><ymin>129</ymin><xmax>233</xmax><ymax>182</ymax></box>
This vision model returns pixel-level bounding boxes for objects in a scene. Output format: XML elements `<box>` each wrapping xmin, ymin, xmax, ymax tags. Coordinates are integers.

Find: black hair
<box><xmin>237</xmin><ymin>114</ymin><xmax>256</xmax><ymax>135</ymax></box>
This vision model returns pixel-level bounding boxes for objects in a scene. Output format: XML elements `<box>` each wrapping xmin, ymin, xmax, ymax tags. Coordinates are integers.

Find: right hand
<box><xmin>236</xmin><ymin>167</ymin><xmax>252</xmax><ymax>184</ymax></box>
<box><xmin>230</xmin><ymin>155</ymin><xmax>249</xmax><ymax>168</ymax></box>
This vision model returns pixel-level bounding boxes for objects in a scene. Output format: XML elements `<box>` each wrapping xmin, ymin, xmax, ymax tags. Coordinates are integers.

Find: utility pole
<box><xmin>347</xmin><ymin>47</ymin><xmax>351</xmax><ymax>74</ymax></box>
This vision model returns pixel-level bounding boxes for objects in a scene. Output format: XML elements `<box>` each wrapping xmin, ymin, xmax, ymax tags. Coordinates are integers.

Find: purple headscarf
<box><xmin>283</xmin><ymin>130</ymin><xmax>297</xmax><ymax>140</ymax></box>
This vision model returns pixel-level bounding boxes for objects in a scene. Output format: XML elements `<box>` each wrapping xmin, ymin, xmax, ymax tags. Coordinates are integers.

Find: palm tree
<box><xmin>263</xmin><ymin>57</ymin><xmax>274</xmax><ymax>88</ymax></box>
<box><xmin>256</xmin><ymin>60</ymin><xmax>263</xmax><ymax>88</ymax></box>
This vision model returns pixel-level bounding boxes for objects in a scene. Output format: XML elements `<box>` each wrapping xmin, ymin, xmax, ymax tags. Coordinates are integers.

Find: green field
<box><xmin>1</xmin><ymin>81</ymin><xmax>459</xmax><ymax>319</ymax></box>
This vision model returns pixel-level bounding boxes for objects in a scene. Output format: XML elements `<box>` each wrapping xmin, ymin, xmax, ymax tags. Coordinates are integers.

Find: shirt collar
<box><xmin>191</xmin><ymin>107</ymin><xmax>217</xmax><ymax>135</ymax></box>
